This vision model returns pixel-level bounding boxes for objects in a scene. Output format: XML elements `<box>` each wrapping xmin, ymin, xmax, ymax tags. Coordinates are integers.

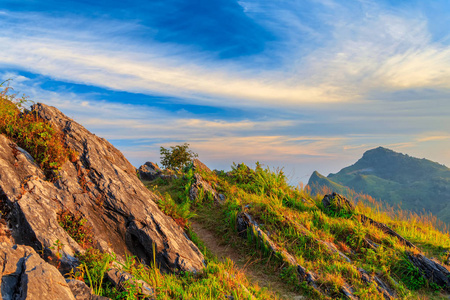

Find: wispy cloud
<box><xmin>417</xmin><ymin>135</ymin><xmax>450</xmax><ymax>143</ymax></box>
<box><xmin>2</xmin><ymin>3</ymin><xmax>450</xmax><ymax>111</ymax></box>
<box><xmin>1</xmin><ymin>1</ymin><xmax>450</xmax><ymax>181</ymax></box>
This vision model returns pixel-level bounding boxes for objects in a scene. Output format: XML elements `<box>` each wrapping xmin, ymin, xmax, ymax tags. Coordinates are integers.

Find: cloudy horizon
<box><xmin>1</xmin><ymin>0</ymin><xmax>449</xmax><ymax>184</ymax></box>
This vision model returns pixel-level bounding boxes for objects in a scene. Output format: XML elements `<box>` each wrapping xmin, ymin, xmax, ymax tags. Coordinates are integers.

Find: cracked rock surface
<box><xmin>0</xmin><ymin>103</ymin><xmax>204</xmax><ymax>273</ymax></box>
<box><xmin>0</xmin><ymin>243</ymin><xmax>75</xmax><ymax>300</ymax></box>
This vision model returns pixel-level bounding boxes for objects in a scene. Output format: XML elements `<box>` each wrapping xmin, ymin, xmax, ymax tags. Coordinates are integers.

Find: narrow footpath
<box><xmin>190</xmin><ymin>221</ymin><xmax>303</xmax><ymax>300</ymax></box>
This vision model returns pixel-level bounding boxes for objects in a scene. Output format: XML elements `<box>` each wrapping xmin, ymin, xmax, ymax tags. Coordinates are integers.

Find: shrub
<box><xmin>160</xmin><ymin>143</ymin><xmax>198</xmax><ymax>171</ymax></box>
<box><xmin>58</xmin><ymin>210</ymin><xmax>93</xmax><ymax>248</ymax></box>
<box><xmin>0</xmin><ymin>82</ymin><xmax>77</xmax><ymax>177</ymax></box>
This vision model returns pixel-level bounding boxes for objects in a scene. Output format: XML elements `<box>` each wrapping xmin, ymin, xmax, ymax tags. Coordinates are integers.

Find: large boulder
<box><xmin>138</xmin><ymin>162</ymin><xmax>162</xmax><ymax>181</ymax></box>
<box><xmin>0</xmin><ymin>243</ymin><xmax>76</xmax><ymax>300</ymax></box>
<box><xmin>0</xmin><ymin>103</ymin><xmax>204</xmax><ymax>273</ymax></box>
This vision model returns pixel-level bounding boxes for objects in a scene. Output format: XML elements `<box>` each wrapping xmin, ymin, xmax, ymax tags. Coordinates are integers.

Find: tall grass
<box><xmin>187</xmin><ymin>162</ymin><xmax>450</xmax><ymax>299</ymax></box>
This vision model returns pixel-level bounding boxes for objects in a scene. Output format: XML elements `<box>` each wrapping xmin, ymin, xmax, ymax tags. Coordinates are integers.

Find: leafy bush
<box><xmin>158</xmin><ymin>193</ymin><xmax>195</xmax><ymax>228</ymax></box>
<box><xmin>160</xmin><ymin>143</ymin><xmax>198</xmax><ymax>171</ymax></box>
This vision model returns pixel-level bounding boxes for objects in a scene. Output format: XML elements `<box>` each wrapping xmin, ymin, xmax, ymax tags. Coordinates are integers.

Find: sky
<box><xmin>1</xmin><ymin>0</ymin><xmax>449</xmax><ymax>184</ymax></box>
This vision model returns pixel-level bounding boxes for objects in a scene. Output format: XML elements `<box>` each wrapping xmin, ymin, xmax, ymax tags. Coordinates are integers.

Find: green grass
<box><xmin>172</xmin><ymin>162</ymin><xmax>450</xmax><ymax>299</ymax></box>
<box><xmin>11</xmin><ymin>79</ymin><xmax>447</xmax><ymax>298</ymax></box>
<box><xmin>0</xmin><ymin>83</ymin><xmax>77</xmax><ymax>178</ymax></box>
<box><xmin>48</xmin><ymin>157</ymin><xmax>450</xmax><ymax>299</ymax></box>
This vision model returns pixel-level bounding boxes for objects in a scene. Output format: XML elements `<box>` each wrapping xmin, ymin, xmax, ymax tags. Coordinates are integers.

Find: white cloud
<box><xmin>1</xmin><ymin>4</ymin><xmax>449</xmax><ymax>111</ymax></box>
<box><xmin>1</xmin><ymin>2</ymin><xmax>450</xmax><ymax>181</ymax></box>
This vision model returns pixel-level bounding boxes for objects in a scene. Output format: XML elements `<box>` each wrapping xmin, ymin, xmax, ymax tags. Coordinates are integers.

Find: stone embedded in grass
<box><xmin>66</xmin><ymin>279</ymin><xmax>111</xmax><ymax>300</ymax></box>
<box><xmin>189</xmin><ymin>173</ymin><xmax>225</xmax><ymax>205</ymax></box>
<box><xmin>358</xmin><ymin>214</ymin><xmax>416</xmax><ymax>249</ymax></box>
<box><xmin>107</xmin><ymin>268</ymin><xmax>155</xmax><ymax>298</ymax></box>
<box><xmin>322</xmin><ymin>192</ymin><xmax>355</xmax><ymax>215</ymax></box>
<box><xmin>359</xmin><ymin>268</ymin><xmax>395</xmax><ymax>300</ymax></box>
<box><xmin>407</xmin><ymin>252</ymin><xmax>450</xmax><ymax>291</ymax></box>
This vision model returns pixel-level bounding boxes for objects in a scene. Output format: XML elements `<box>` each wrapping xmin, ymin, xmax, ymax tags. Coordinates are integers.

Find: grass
<box><xmin>52</xmin><ymin>158</ymin><xmax>450</xmax><ymax>299</ymax></box>
<box><xmin>0</xmin><ymin>82</ymin><xmax>77</xmax><ymax>178</ymax></box>
<box><xmin>10</xmin><ymin>83</ymin><xmax>450</xmax><ymax>298</ymax></box>
<box><xmin>156</xmin><ymin>162</ymin><xmax>450</xmax><ymax>299</ymax></box>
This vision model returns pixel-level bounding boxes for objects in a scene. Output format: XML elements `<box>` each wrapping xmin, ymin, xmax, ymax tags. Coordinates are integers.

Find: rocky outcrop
<box><xmin>236</xmin><ymin>212</ymin><xmax>324</xmax><ymax>297</ymax></box>
<box><xmin>323</xmin><ymin>193</ymin><xmax>415</xmax><ymax>249</ymax></box>
<box><xmin>189</xmin><ymin>173</ymin><xmax>225</xmax><ymax>205</ymax></box>
<box><xmin>322</xmin><ymin>193</ymin><xmax>355</xmax><ymax>214</ymax></box>
<box><xmin>236</xmin><ymin>210</ymin><xmax>397</xmax><ymax>299</ymax></box>
<box><xmin>0</xmin><ymin>103</ymin><xmax>204</xmax><ymax>273</ymax></box>
<box><xmin>192</xmin><ymin>159</ymin><xmax>211</xmax><ymax>173</ymax></box>
<box><xmin>138</xmin><ymin>162</ymin><xmax>162</xmax><ymax>181</ymax></box>
<box><xmin>358</xmin><ymin>215</ymin><xmax>415</xmax><ymax>249</ymax></box>
<box><xmin>0</xmin><ymin>243</ymin><xmax>76</xmax><ymax>300</ymax></box>
<box><xmin>407</xmin><ymin>252</ymin><xmax>450</xmax><ymax>291</ymax></box>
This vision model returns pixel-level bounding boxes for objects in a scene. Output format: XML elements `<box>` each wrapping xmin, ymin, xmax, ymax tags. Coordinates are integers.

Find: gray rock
<box><xmin>408</xmin><ymin>252</ymin><xmax>450</xmax><ymax>291</ymax></box>
<box><xmin>321</xmin><ymin>241</ymin><xmax>352</xmax><ymax>263</ymax></box>
<box><xmin>322</xmin><ymin>193</ymin><xmax>355</xmax><ymax>214</ymax></box>
<box><xmin>236</xmin><ymin>212</ymin><xmax>322</xmax><ymax>295</ymax></box>
<box><xmin>66</xmin><ymin>279</ymin><xmax>111</xmax><ymax>300</ymax></box>
<box><xmin>189</xmin><ymin>173</ymin><xmax>225</xmax><ymax>205</ymax></box>
<box><xmin>0</xmin><ymin>243</ymin><xmax>76</xmax><ymax>300</ymax></box>
<box><xmin>236</xmin><ymin>211</ymin><xmax>363</xmax><ymax>299</ymax></box>
<box><xmin>359</xmin><ymin>268</ymin><xmax>395</xmax><ymax>300</ymax></box>
<box><xmin>0</xmin><ymin>103</ymin><xmax>204</xmax><ymax>273</ymax></box>
<box><xmin>358</xmin><ymin>214</ymin><xmax>416</xmax><ymax>249</ymax></box>
<box><xmin>106</xmin><ymin>268</ymin><xmax>155</xmax><ymax>299</ymax></box>
<box><xmin>138</xmin><ymin>162</ymin><xmax>162</xmax><ymax>181</ymax></box>
<box><xmin>192</xmin><ymin>159</ymin><xmax>211</xmax><ymax>173</ymax></box>
<box><xmin>66</xmin><ymin>279</ymin><xmax>92</xmax><ymax>300</ymax></box>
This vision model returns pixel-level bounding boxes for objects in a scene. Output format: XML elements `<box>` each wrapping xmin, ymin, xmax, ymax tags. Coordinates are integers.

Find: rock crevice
<box><xmin>0</xmin><ymin>103</ymin><xmax>205</xmax><ymax>274</ymax></box>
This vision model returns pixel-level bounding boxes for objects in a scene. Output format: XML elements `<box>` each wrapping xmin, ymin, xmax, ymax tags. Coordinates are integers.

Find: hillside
<box><xmin>2</xmin><ymin>91</ymin><xmax>450</xmax><ymax>299</ymax></box>
<box><xmin>308</xmin><ymin>147</ymin><xmax>450</xmax><ymax>224</ymax></box>
<box><xmin>143</xmin><ymin>161</ymin><xmax>450</xmax><ymax>299</ymax></box>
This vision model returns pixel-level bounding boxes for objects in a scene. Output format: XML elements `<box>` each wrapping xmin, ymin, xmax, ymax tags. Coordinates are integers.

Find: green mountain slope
<box><xmin>308</xmin><ymin>147</ymin><xmax>450</xmax><ymax>223</ymax></box>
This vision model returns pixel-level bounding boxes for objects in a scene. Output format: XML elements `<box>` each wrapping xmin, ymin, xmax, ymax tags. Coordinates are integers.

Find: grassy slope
<box><xmin>4</xmin><ymin>86</ymin><xmax>450</xmax><ymax>299</ymax></box>
<box><xmin>308</xmin><ymin>147</ymin><xmax>450</xmax><ymax>223</ymax></box>
<box><xmin>143</xmin><ymin>163</ymin><xmax>450</xmax><ymax>299</ymax></box>
<box><xmin>0</xmin><ymin>87</ymin><xmax>279</xmax><ymax>300</ymax></box>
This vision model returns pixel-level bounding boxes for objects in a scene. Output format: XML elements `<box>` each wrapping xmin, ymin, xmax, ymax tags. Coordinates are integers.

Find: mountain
<box><xmin>308</xmin><ymin>146</ymin><xmax>450</xmax><ymax>223</ymax></box>
<box><xmin>3</xmin><ymin>92</ymin><xmax>450</xmax><ymax>299</ymax></box>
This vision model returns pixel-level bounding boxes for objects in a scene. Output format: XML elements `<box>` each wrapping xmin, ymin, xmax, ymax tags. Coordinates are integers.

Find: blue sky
<box><xmin>1</xmin><ymin>0</ymin><xmax>450</xmax><ymax>183</ymax></box>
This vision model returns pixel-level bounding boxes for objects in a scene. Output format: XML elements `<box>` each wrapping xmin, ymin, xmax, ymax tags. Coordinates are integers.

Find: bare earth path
<box><xmin>190</xmin><ymin>221</ymin><xmax>303</xmax><ymax>300</ymax></box>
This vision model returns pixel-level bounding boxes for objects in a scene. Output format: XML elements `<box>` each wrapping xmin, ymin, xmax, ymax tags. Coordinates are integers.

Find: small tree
<box><xmin>160</xmin><ymin>143</ymin><xmax>198</xmax><ymax>171</ymax></box>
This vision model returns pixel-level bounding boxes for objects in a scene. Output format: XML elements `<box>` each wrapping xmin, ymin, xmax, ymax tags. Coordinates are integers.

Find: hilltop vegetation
<box><xmin>2</xmin><ymin>85</ymin><xmax>450</xmax><ymax>299</ymax></box>
<box><xmin>308</xmin><ymin>147</ymin><xmax>450</xmax><ymax>224</ymax></box>
<box><xmin>144</xmin><ymin>161</ymin><xmax>450</xmax><ymax>299</ymax></box>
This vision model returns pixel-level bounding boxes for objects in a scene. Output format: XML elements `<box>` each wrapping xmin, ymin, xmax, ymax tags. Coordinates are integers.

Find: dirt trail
<box><xmin>190</xmin><ymin>221</ymin><xmax>302</xmax><ymax>300</ymax></box>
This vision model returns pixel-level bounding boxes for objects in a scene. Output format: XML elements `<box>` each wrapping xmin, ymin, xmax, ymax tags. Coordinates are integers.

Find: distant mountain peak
<box><xmin>308</xmin><ymin>146</ymin><xmax>450</xmax><ymax>224</ymax></box>
<box><xmin>362</xmin><ymin>146</ymin><xmax>396</xmax><ymax>158</ymax></box>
